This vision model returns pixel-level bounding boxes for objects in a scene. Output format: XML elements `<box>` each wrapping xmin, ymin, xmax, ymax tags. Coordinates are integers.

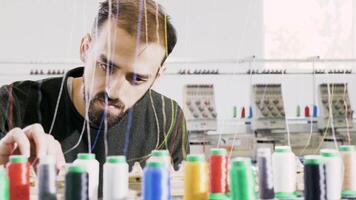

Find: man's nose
<box><xmin>105</xmin><ymin>74</ymin><xmax>127</xmax><ymax>99</ymax></box>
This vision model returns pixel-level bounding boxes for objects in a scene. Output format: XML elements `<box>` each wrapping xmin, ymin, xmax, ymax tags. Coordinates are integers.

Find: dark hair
<box><xmin>93</xmin><ymin>0</ymin><xmax>177</xmax><ymax>63</ymax></box>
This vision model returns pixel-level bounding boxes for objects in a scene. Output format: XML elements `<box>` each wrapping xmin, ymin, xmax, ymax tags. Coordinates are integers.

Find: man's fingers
<box><xmin>0</xmin><ymin>128</ymin><xmax>30</xmax><ymax>157</ymax></box>
<box><xmin>0</xmin><ymin>124</ymin><xmax>65</xmax><ymax>169</ymax></box>
<box><xmin>54</xmin><ymin>140</ymin><xmax>65</xmax><ymax>170</ymax></box>
<box><xmin>45</xmin><ymin>135</ymin><xmax>65</xmax><ymax>170</ymax></box>
<box><xmin>23</xmin><ymin>124</ymin><xmax>47</xmax><ymax>158</ymax></box>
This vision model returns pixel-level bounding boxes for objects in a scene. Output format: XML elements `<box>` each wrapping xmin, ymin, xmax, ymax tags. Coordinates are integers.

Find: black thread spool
<box><xmin>65</xmin><ymin>165</ymin><xmax>89</xmax><ymax>200</ymax></box>
<box><xmin>304</xmin><ymin>155</ymin><xmax>327</xmax><ymax>200</ymax></box>
<box><xmin>38</xmin><ymin>156</ymin><xmax>57</xmax><ymax>200</ymax></box>
<box><xmin>257</xmin><ymin>148</ymin><xmax>274</xmax><ymax>200</ymax></box>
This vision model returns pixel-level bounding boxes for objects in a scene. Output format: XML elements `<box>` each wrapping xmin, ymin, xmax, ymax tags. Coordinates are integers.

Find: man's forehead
<box><xmin>96</xmin><ymin>20</ymin><xmax>165</xmax><ymax>56</ymax></box>
<box><xmin>91</xmin><ymin>21</ymin><xmax>165</xmax><ymax>74</ymax></box>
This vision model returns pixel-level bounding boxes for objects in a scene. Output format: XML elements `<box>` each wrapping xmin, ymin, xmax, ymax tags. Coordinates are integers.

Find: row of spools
<box><xmin>264</xmin><ymin>145</ymin><xmax>356</xmax><ymax>200</ymax></box>
<box><xmin>0</xmin><ymin>145</ymin><xmax>355</xmax><ymax>200</ymax></box>
<box><xmin>183</xmin><ymin>145</ymin><xmax>356</xmax><ymax>200</ymax></box>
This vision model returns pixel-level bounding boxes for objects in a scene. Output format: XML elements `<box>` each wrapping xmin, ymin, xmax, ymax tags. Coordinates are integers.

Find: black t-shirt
<box><xmin>0</xmin><ymin>67</ymin><xmax>189</xmax><ymax>191</ymax></box>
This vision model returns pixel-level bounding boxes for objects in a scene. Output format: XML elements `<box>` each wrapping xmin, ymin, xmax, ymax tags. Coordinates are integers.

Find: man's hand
<box><xmin>0</xmin><ymin>123</ymin><xmax>65</xmax><ymax>170</ymax></box>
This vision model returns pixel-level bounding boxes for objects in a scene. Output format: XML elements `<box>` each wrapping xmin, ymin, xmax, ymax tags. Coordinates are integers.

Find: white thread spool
<box><xmin>150</xmin><ymin>150</ymin><xmax>174</xmax><ymax>171</ymax></box>
<box><xmin>340</xmin><ymin>145</ymin><xmax>356</xmax><ymax>198</ymax></box>
<box><xmin>73</xmin><ymin>153</ymin><xmax>99</xmax><ymax>200</ymax></box>
<box><xmin>320</xmin><ymin>149</ymin><xmax>343</xmax><ymax>200</ymax></box>
<box><xmin>272</xmin><ymin>146</ymin><xmax>297</xmax><ymax>199</ymax></box>
<box><xmin>103</xmin><ymin>156</ymin><xmax>129</xmax><ymax>200</ymax></box>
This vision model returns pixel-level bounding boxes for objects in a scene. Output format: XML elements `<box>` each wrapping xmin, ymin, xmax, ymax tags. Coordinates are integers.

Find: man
<box><xmin>0</xmin><ymin>0</ymin><xmax>188</xmax><ymax>176</ymax></box>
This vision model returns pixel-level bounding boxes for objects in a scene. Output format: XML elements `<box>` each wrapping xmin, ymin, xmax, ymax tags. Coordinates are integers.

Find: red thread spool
<box><xmin>304</xmin><ymin>106</ymin><xmax>310</xmax><ymax>117</ymax></box>
<box><xmin>7</xmin><ymin>155</ymin><xmax>30</xmax><ymax>200</ymax></box>
<box><xmin>241</xmin><ymin>107</ymin><xmax>246</xmax><ymax>118</ymax></box>
<box><xmin>209</xmin><ymin>148</ymin><xmax>228</xmax><ymax>193</ymax></box>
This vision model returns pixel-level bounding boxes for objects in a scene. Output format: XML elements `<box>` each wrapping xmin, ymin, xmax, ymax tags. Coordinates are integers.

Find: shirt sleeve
<box><xmin>167</xmin><ymin>102</ymin><xmax>190</xmax><ymax>170</ymax></box>
<box><xmin>0</xmin><ymin>82</ymin><xmax>31</xmax><ymax>139</ymax></box>
<box><xmin>0</xmin><ymin>84</ymin><xmax>12</xmax><ymax>138</ymax></box>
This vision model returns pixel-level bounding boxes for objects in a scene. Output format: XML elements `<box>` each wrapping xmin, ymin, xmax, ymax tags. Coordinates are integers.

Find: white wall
<box><xmin>0</xmin><ymin>0</ymin><xmax>263</xmax><ymax>63</ymax></box>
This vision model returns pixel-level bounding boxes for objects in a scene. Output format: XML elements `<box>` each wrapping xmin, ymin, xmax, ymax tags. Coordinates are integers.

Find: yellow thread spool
<box><xmin>183</xmin><ymin>154</ymin><xmax>209</xmax><ymax>200</ymax></box>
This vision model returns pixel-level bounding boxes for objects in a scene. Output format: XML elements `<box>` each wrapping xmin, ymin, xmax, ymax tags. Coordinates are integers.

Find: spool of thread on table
<box><xmin>183</xmin><ymin>154</ymin><xmax>209</xmax><ymax>200</ymax></box>
<box><xmin>340</xmin><ymin>145</ymin><xmax>356</xmax><ymax>198</ymax></box>
<box><xmin>272</xmin><ymin>146</ymin><xmax>297</xmax><ymax>199</ymax></box>
<box><xmin>0</xmin><ymin>167</ymin><xmax>9</xmax><ymax>200</ymax></box>
<box><xmin>229</xmin><ymin>157</ymin><xmax>257</xmax><ymax>200</ymax></box>
<box><xmin>6</xmin><ymin>155</ymin><xmax>30</xmax><ymax>200</ymax></box>
<box><xmin>303</xmin><ymin>155</ymin><xmax>327</xmax><ymax>200</ymax></box>
<box><xmin>65</xmin><ymin>165</ymin><xmax>89</xmax><ymax>200</ymax></box>
<box><xmin>73</xmin><ymin>153</ymin><xmax>99</xmax><ymax>200</ymax></box>
<box><xmin>103</xmin><ymin>156</ymin><xmax>129</xmax><ymax>200</ymax></box>
<box><xmin>209</xmin><ymin>148</ymin><xmax>228</xmax><ymax>199</ymax></box>
<box><xmin>320</xmin><ymin>149</ymin><xmax>343</xmax><ymax>200</ymax></box>
<box><xmin>257</xmin><ymin>148</ymin><xmax>274</xmax><ymax>200</ymax></box>
<box><xmin>142</xmin><ymin>161</ymin><xmax>171</xmax><ymax>200</ymax></box>
<box><xmin>150</xmin><ymin>150</ymin><xmax>173</xmax><ymax>171</ymax></box>
<box><xmin>38</xmin><ymin>156</ymin><xmax>57</xmax><ymax>200</ymax></box>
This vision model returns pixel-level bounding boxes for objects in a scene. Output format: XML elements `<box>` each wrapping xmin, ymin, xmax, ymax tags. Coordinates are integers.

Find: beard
<box><xmin>87</xmin><ymin>91</ymin><xmax>126</xmax><ymax>128</ymax></box>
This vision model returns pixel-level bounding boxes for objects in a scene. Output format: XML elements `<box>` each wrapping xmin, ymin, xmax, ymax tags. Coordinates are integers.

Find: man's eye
<box><xmin>129</xmin><ymin>75</ymin><xmax>145</xmax><ymax>85</ymax></box>
<box><xmin>98</xmin><ymin>62</ymin><xmax>106</xmax><ymax>70</ymax></box>
<box><xmin>98</xmin><ymin>62</ymin><xmax>114</xmax><ymax>74</ymax></box>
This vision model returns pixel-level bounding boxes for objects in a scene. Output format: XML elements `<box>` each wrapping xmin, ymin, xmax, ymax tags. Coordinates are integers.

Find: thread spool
<box><xmin>340</xmin><ymin>145</ymin><xmax>356</xmax><ymax>198</ymax></box>
<box><xmin>209</xmin><ymin>148</ymin><xmax>228</xmax><ymax>199</ymax></box>
<box><xmin>272</xmin><ymin>146</ymin><xmax>297</xmax><ymax>199</ymax></box>
<box><xmin>241</xmin><ymin>107</ymin><xmax>246</xmax><ymax>118</ymax></box>
<box><xmin>6</xmin><ymin>155</ymin><xmax>30</xmax><ymax>200</ymax></box>
<box><xmin>320</xmin><ymin>149</ymin><xmax>343</xmax><ymax>200</ymax></box>
<box><xmin>296</xmin><ymin>105</ymin><xmax>301</xmax><ymax>117</ymax></box>
<box><xmin>248</xmin><ymin>106</ymin><xmax>253</xmax><ymax>118</ymax></box>
<box><xmin>0</xmin><ymin>167</ymin><xmax>9</xmax><ymax>200</ymax></box>
<box><xmin>65</xmin><ymin>165</ymin><xmax>89</xmax><ymax>200</ymax></box>
<box><xmin>38</xmin><ymin>156</ymin><xmax>57</xmax><ymax>200</ymax></box>
<box><xmin>304</xmin><ymin>106</ymin><xmax>310</xmax><ymax>117</ymax></box>
<box><xmin>183</xmin><ymin>154</ymin><xmax>209</xmax><ymax>200</ymax></box>
<box><xmin>150</xmin><ymin>150</ymin><xmax>173</xmax><ymax>171</ymax></box>
<box><xmin>312</xmin><ymin>105</ymin><xmax>318</xmax><ymax>117</ymax></box>
<box><xmin>142</xmin><ymin>161</ymin><xmax>171</xmax><ymax>200</ymax></box>
<box><xmin>257</xmin><ymin>148</ymin><xmax>274</xmax><ymax>200</ymax></box>
<box><xmin>229</xmin><ymin>157</ymin><xmax>257</xmax><ymax>200</ymax></box>
<box><xmin>73</xmin><ymin>153</ymin><xmax>99</xmax><ymax>200</ymax></box>
<box><xmin>103</xmin><ymin>156</ymin><xmax>129</xmax><ymax>200</ymax></box>
<box><xmin>303</xmin><ymin>155</ymin><xmax>327</xmax><ymax>200</ymax></box>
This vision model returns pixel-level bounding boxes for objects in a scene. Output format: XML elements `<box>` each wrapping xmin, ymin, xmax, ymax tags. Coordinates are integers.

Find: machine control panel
<box><xmin>251</xmin><ymin>84</ymin><xmax>286</xmax><ymax>130</ymax></box>
<box><xmin>183</xmin><ymin>84</ymin><xmax>217</xmax><ymax>131</ymax></box>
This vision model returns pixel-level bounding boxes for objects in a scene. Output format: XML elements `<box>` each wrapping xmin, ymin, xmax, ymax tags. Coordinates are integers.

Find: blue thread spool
<box><xmin>143</xmin><ymin>161</ymin><xmax>171</xmax><ymax>200</ymax></box>
<box><xmin>312</xmin><ymin>105</ymin><xmax>318</xmax><ymax>118</ymax></box>
<box><xmin>248</xmin><ymin>106</ymin><xmax>253</xmax><ymax>118</ymax></box>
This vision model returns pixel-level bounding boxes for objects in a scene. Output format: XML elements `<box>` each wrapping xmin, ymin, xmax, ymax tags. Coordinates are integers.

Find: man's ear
<box><xmin>79</xmin><ymin>34</ymin><xmax>92</xmax><ymax>63</ymax></box>
<box><xmin>156</xmin><ymin>65</ymin><xmax>167</xmax><ymax>79</ymax></box>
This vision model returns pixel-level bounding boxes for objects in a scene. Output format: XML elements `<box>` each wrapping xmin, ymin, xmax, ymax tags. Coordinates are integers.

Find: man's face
<box><xmin>80</xmin><ymin>20</ymin><xmax>166</xmax><ymax>127</ymax></box>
